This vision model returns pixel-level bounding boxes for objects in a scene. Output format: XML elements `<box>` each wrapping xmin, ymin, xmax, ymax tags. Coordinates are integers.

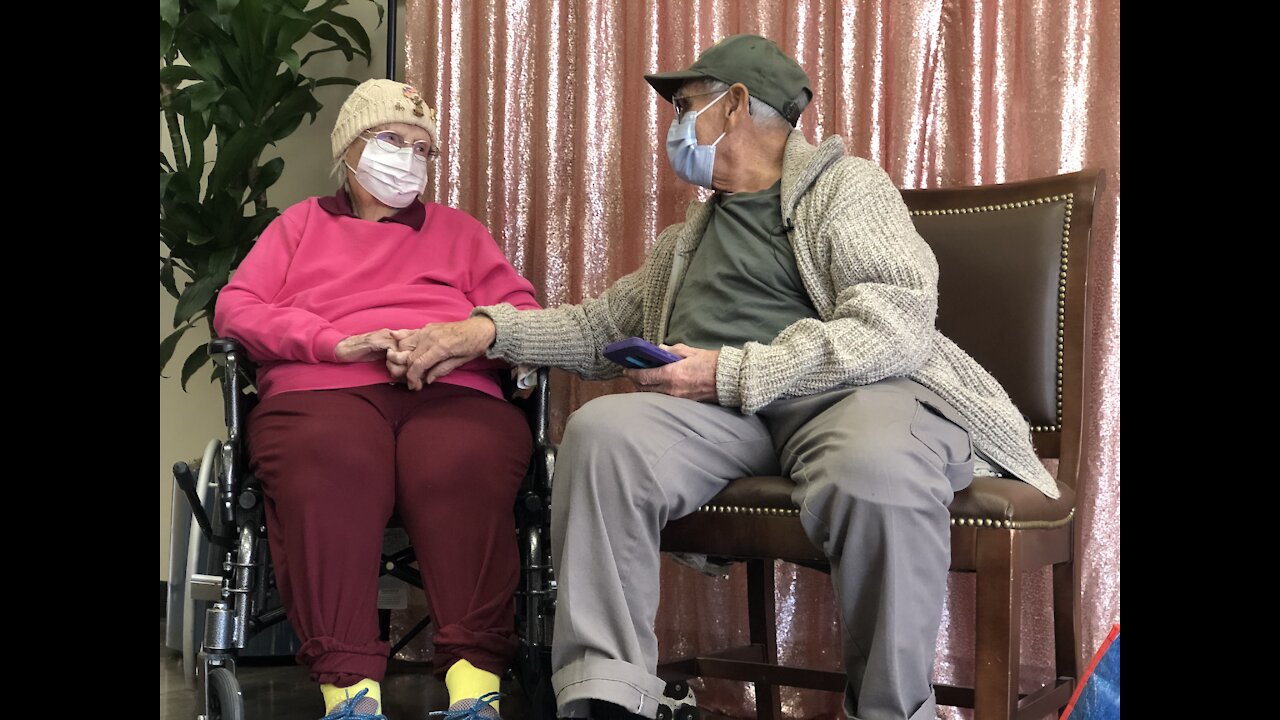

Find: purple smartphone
<box><xmin>603</xmin><ymin>337</ymin><xmax>683</xmax><ymax>368</ymax></box>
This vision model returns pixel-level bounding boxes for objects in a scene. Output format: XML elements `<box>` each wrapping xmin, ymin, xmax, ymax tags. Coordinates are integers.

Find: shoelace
<box><xmin>428</xmin><ymin>691</ymin><xmax>502</xmax><ymax>720</ymax></box>
<box><xmin>321</xmin><ymin>687</ymin><xmax>388</xmax><ymax>720</ymax></box>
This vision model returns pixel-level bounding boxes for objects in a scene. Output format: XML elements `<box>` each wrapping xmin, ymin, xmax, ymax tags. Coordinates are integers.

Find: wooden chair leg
<box><xmin>1052</xmin><ymin>548</ymin><xmax>1080</xmax><ymax>715</ymax></box>
<box><xmin>975</xmin><ymin>529</ymin><xmax>1021</xmax><ymax>720</ymax></box>
<box><xmin>747</xmin><ymin>559</ymin><xmax>782</xmax><ymax>720</ymax></box>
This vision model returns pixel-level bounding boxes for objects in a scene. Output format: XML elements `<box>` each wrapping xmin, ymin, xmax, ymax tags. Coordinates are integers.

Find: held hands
<box><xmin>340</xmin><ymin>326</ymin><xmax>716</xmax><ymax>400</ymax></box>
<box><xmin>623</xmin><ymin>343</ymin><xmax>719</xmax><ymax>402</ymax></box>
<box><xmin>383</xmin><ymin>316</ymin><xmax>497</xmax><ymax>390</ymax></box>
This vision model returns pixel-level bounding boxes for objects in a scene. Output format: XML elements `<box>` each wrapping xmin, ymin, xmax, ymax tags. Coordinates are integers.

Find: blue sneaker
<box><xmin>321</xmin><ymin>687</ymin><xmax>387</xmax><ymax>720</ymax></box>
<box><xmin>429</xmin><ymin>691</ymin><xmax>502</xmax><ymax>720</ymax></box>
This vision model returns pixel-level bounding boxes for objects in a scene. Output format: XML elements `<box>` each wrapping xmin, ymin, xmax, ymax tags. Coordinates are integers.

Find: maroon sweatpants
<box><xmin>246</xmin><ymin>381</ymin><xmax>532</xmax><ymax>686</ymax></box>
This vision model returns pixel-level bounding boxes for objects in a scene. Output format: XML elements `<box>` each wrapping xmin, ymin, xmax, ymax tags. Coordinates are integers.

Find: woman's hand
<box><xmin>386</xmin><ymin>329</ymin><xmax>417</xmax><ymax>382</ymax></box>
<box><xmin>334</xmin><ymin>329</ymin><xmax>399</xmax><ymax>363</ymax></box>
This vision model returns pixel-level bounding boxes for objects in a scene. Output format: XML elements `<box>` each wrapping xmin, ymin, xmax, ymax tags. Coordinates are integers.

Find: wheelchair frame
<box><xmin>172</xmin><ymin>338</ymin><xmax>558</xmax><ymax>720</ymax></box>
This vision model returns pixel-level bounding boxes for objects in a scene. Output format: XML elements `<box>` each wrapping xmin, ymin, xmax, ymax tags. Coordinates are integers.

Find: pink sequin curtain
<box><xmin>404</xmin><ymin>2</ymin><xmax>1119</xmax><ymax>718</ymax></box>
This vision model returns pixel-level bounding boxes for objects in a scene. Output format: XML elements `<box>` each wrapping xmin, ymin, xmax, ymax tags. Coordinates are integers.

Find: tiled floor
<box><xmin>160</xmin><ymin>620</ymin><xmax>531</xmax><ymax>720</ymax></box>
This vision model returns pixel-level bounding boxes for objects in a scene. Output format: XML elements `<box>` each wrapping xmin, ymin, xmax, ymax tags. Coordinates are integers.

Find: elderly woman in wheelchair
<box><xmin>211</xmin><ymin>79</ymin><xmax>540</xmax><ymax>720</ymax></box>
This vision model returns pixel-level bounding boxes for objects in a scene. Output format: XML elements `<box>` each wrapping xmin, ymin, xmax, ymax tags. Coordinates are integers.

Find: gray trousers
<box><xmin>548</xmin><ymin>377</ymin><xmax>975</xmax><ymax>720</ymax></box>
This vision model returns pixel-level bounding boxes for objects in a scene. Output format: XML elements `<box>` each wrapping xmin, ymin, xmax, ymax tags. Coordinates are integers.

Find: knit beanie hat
<box><xmin>331</xmin><ymin>79</ymin><xmax>438</xmax><ymax>160</ymax></box>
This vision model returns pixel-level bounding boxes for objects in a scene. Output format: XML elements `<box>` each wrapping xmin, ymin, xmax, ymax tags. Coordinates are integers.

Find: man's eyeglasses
<box><xmin>671</xmin><ymin>90</ymin><xmax>724</xmax><ymax>123</ymax></box>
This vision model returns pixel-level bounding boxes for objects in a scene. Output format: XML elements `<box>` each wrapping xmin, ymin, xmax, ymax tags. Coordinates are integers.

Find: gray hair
<box><xmin>331</xmin><ymin>157</ymin><xmax>348</xmax><ymax>184</ymax></box>
<box><xmin>680</xmin><ymin>78</ymin><xmax>808</xmax><ymax>132</ymax></box>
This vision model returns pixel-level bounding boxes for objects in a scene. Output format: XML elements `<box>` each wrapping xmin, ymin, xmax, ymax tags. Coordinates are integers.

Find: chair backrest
<box><xmin>900</xmin><ymin>170</ymin><xmax>1102</xmax><ymax>489</ymax></box>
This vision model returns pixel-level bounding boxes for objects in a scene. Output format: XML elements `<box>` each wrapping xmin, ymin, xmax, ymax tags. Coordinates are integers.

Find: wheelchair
<box><xmin>170</xmin><ymin>338</ymin><xmax>559</xmax><ymax>720</ymax></box>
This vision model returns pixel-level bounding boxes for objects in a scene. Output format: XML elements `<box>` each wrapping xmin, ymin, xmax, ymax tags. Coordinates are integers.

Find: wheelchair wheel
<box><xmin>207</xmin><ymin>667</ymin><xmax>244</xmax><ymax>720</ymax></box>
<box><xmin>183</xmin><ymin>439</ymin><xmax>224</xmax><ymax>681</ymax></box>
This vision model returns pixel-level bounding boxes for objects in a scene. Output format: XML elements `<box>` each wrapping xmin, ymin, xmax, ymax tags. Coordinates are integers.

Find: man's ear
<box><xmin>727</xmin><ymin>83</ymin><xmax>752</xmax><ymax>127</ymax></box>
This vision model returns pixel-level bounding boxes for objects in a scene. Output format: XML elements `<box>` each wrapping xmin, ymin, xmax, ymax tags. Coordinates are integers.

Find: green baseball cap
<box><xmin>645</xmin><ymin>34</ymin><xmax>812</xmax><ymax>126</ymax></box>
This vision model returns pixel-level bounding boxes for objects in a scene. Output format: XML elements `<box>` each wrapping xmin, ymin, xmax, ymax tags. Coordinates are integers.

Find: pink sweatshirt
<box><xmin>213</xmin><ymin>191</ymin><xmax>540</xmax><ymax>400</ymax></box>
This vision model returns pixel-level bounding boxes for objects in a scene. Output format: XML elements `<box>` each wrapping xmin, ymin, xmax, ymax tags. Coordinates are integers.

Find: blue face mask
<box><xmin>665</xmin><ymin>90</ymin><xmax>729</xmax><ymax>189</ymax></box>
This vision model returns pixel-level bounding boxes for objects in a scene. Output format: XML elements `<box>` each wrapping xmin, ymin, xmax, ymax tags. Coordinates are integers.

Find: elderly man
<box><xmin>391</xmin><ymin>35</ymin><xmax>1057</xmax><ymax>720</ymax></box>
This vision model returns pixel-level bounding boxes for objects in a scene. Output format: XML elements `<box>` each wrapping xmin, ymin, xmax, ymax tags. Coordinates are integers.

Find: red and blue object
<box><xmin>1061</xmin><ymin>623</ymin><xmax>1120</xmax><ymax>720</ymax></box>
<box><xmin>604</xmin><ymin>337</ymin><xmax>683</xmax><ymax>368</ymax></box>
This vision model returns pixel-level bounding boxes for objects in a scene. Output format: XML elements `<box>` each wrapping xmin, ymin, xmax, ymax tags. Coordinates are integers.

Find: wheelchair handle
<box><xmin>173</xmin><ymin>461</ymin><xmax>214</xmax><ymax>541</ymax></box>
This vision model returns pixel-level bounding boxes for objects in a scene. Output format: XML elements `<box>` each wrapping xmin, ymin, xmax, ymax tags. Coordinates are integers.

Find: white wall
<box><xmin>161</xmin><ymin>1</ymin><xmax>398</xmax><ymax>580</ymax></box>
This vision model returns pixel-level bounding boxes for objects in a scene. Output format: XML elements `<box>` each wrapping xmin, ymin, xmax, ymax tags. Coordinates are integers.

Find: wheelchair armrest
<box><xmin>530</xmin><ymin>367</ymin><xmax>550</xmax><ymax>450</ymax></box>
<box><xmin>208</xmin><ymin>338</ymin><xmax>245</xmax><ymax>358</ymax></box>
<box><xmin>505</xmin><ymin>367</ymin><xmax>552</xmax><ymax>450</ymax></box>
<box><xmin>208</xmin><ymin>338</ymin><xmax>258</xmax><ymax>469</ymax></box>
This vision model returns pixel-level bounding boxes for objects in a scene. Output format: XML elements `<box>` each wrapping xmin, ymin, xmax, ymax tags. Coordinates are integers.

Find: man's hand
<box><xmin>623</xmin><ymin>343</ymin><xmax>719</xmax><ymax>401</ymax></box>
<box><xmin>334</xmin><ymin>329</ymin><xmax>398</xmax><ymax>363</ymax></box>
<box><xmin>387</xmin><ymin>316</ymin><xmax>498</xmax><ymax>390</ymax></box>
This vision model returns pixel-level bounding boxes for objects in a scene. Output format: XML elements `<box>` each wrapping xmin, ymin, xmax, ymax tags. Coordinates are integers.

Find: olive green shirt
<box><xmin>665</xmin><ymin>181</ymin><xmax>819</xmax><ymax>349</ymax></box>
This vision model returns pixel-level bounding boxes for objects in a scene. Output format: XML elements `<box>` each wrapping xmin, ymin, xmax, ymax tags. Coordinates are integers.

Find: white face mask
<box><xmin>346</xmin><ymin>140</ymin><xmax>428</xmax><ymax>208</ymax></box>
<box><xmin>665</xmin><ymin>90</ymin><xmax>728</xmax><ymax>189</ymax></box>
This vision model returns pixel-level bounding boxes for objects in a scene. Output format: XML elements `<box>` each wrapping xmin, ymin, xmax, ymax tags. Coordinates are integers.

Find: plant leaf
<box><xmin>242</xmin><ymin>208</ymin><xmax>279</xmax><ymax>243</ymax></box>
<box><xmin>314</xmin><ymin>77</ymin><xmax>360</xmax><ymax>87</ymax></box>
<box><xmin>220</xmin><ymin>44</ymin><xmax>253</xmax><ymax>92</ymax></box>
<box><xmin>278</xmin><ymin>4</ymin><xmax>309</xmax><ymax>22</ymax></box>
<box><xmin>299</xmin><ymin>45</ymin><xmax>347</xmax><ymax>67</ymax></box>
<box><xmin>321</xmin><ymin>10</ymin><xmax>371</xmax><ymax>62</ymax></box>
<box><xmin>166</xmin><ymin>171</ymin><xmax>201</xmax><ymax>204</ymax></box>
<box><xmin>160</xmin><ymin>256</ymin><xmax>180</xmax><ymax>298</ymax></box>
<box><xmin>280</xmin><ymin>49</ymin><xmax>300</xmax><ymax>75</ymax></box>
<box><xmin>173</xmin><ymin>17</ymin><xmax>229</xmax><ymax>84</ymax></box>
<box><xmin>249</xmin><ymin>157</ymin><xmax>285</xmax><ymax>199</ymax></box>
<box><xmin>218</xmin><ymin>86</ymin><xmax>256</xmax><ymax>124</ymax></box>
<box><xmin>161</xmin><ymin>20</ymin><xmax>175</xmax><ymax>58</ymax></box>
<box><xmin>159</xmin><ymin>65</ymin><xmax>202</xmax><ymax>85</ymax></box>
<box><xmin>160</xmin><ymin>324</ymin><xmax>189</xmax><ymax>374</ymax></box>
<box><xmin>175</xmin><ymin>275</ymin><xmax>220</xmax><ymax>325</ymax></box>
<box><xmin>160</xmin><ymin>0</ymin><xmax>180</xmax><ymax>27</ymax></box>
<box><xmin>208</xmin><ymin>126</ymin><xmax>269</xmax><ymax>194</ymax></box>
<box><xmin>267</xmin><ymin>112</ymin><xmax>306</xmax><ymax>142</ymax></box>
<box><xmin>181</xmin><ymin>343</ymin><xmax>211</xmax><ymax>391</ymax></box>
<box><xmin>208</xmin><ymin>246</ymin><xmax>237</xmax><ymax>284</ymax></box>
<box><xmin>177</xmin><ymin>81</ymin><xmax>225</xmax><ymax>113</ymax></box>
<box><xmin>263</xmin><ymin>86</ymin><xmax>321</xmax><ymax>138</ymax></box>
<box><xmin>311</xmin><ymin>24</ymin><xmax>355</xmax><ymax>61</ymax></box>
<box><xmin>304</xmin><ymin>0</ymin><xmax>346</xmax><ymax>22</ymax></box>
<box><xmin>274</xmin><ymin>17</ymin><xmax>315</xmax><ymax>52</ymax></box>
<box><xmin>185</xmin><ymin>111</ymin><xmax>210</xmax><ymax>181</ymax></box>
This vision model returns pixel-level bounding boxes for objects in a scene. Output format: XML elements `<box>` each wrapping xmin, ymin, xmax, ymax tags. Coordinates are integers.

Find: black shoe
<box><xmin>589</xmin><ymin>700</ymin><xmax>647</xmax><ymax>720</ymax></box>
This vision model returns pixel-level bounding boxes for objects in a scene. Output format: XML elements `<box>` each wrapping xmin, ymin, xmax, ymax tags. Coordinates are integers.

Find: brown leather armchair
<box><xmin>659</xmin><ymin>169</ymin><xmax>1103</xmax><ymax>720</ymax></box>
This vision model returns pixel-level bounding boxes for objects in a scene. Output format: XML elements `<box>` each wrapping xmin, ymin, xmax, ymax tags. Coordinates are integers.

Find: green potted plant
<box><xmin>160</xmin><ymin>0</ymin><xmax>381</xmax><ymax>388</ymax></box>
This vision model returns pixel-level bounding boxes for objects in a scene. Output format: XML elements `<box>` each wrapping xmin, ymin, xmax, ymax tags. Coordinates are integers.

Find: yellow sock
<box><xmin>321</xmin><ymin>678</ymin><xmax>382</xmax><ymax>714</ymax></box>
<box><xmin>445</xmin><ymin>659</ymin><xmax>501</xmax><ymax>714</ymax></box>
